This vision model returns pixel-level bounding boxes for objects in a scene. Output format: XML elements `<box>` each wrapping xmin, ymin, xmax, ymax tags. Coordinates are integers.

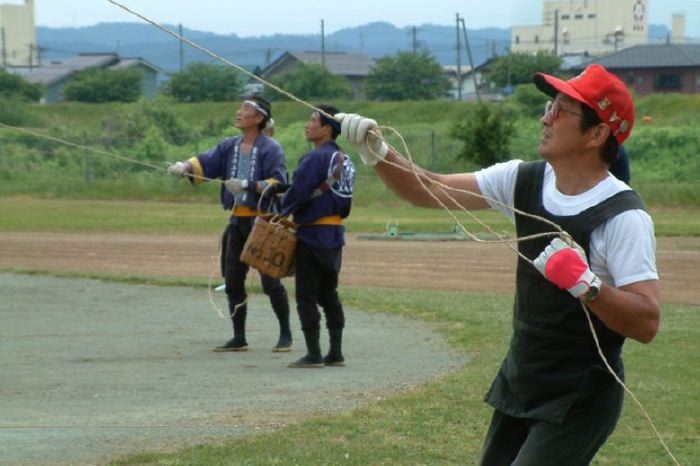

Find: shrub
<box><xmin>63</xmin><ymin>68</ymin><xmax>144</xmax><ymax>103</ymax></box>
<box><xmin>0</xmin><ymin>69</ymin><xmax>43</xmax><ymax>102</ymax></box>
<box><xmin>450</xmin><ymin>104</ymin><xmax>515</xmax><ymax>167</ymax></box>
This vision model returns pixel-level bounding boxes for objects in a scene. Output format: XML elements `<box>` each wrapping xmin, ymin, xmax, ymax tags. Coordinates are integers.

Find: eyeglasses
<box><xmin>544</xmin><ymin>100</ymin><xmax>584</xmax><ymax>121</ymax></box>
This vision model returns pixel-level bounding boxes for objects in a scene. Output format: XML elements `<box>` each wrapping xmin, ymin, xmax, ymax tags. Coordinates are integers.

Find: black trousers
<box><xmin>478</xmin><ymin>367</ymin><xmax>624</xmax><ymax>466</ymax></box>
<box><xmin>294</xmin><ymin>241</ymin><xmax>345</xmax><ymax>331</ymax></box>
<box><xmin>223</xmin><ymin>219</ymin><xmax>289</xmax><ymax>332</ymax></box>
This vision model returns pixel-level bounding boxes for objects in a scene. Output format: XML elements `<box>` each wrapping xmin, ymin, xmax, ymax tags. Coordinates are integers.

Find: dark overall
<box><xmin>479</xmin><ymin>161</ymin><xmax>646</xmax><ymax>466</ymax></box>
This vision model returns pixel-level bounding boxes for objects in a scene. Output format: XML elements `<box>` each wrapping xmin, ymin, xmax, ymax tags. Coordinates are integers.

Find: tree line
<box><xmin>0</xmin><ymin>50</ymin><xmax>562</xmax><ymax>104</ymax></box>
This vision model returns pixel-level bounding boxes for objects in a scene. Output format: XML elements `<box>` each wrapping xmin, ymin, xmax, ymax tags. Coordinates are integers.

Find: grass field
<box><xmin>1</xmin><ymin>196</ymin><xmax>699</xmax><ymax>237</ymax></box>
<box><xmin>2</xmin><ymin>197</ymin><xmax>699</xmax><ymax>465</ymax></box>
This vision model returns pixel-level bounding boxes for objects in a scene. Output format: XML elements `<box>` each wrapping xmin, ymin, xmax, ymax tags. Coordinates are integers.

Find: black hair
<box><xmin>579</xmin><ymin>103</ymin><xmax>619</xmax><ymax>166</ymax></box>
<box><xmin>246</xmin><ymin>95</ymin><xmax>272</xmax><ymax>131</ymax></box>
<box><xmin>316</xmin><ymin>104</ymin><xmax>341</xmax><ymax>139</ymax></box>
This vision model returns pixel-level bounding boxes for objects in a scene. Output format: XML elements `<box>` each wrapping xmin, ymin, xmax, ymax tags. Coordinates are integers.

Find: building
<box><xmin>10</xmin><ymin>53</ymin><xmax>162</xmax><ymax>102</ymax></box>
<box><xmin>0</xmin><ymin>0</ymin><xmax>37</xmax><ymax>67</ymax></box>
<box><xmin>571</xmin><ymin>44</ymin><xmax>700</xmax><ymax>96</ymax></box>
<box><xmin>259</xmin><ymin>51</ymin><xmax>375</xmax><ymax>100</ymax></box>
<box><xmin>512</xmin><ymin>0</ymin><xmax>650</xmax><ymax>56</ymax></box>
<box><xmin>443</xmin><ymin>59</ymin><xmax>499</xmax><ymax>101</ymax></box>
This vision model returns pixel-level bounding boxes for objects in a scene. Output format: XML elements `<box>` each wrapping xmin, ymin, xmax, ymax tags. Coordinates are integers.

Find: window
<box><xmin>626</xmin><ymin>73</ymin><xmax>635</xmax><ymax>85</ymax></box>
<box><xmin>654</xmin><ymin>74</ymin><xmax>682</xmax><ymax>90</ymax></box>
<box><xmin>588</xmin><ymin>14</ymin><xmax>596</xmax><ymax>19</ymax></box>
<box><xmin>561</xmin><ymin>14</ymin><xmax>570</xmax><ymax>20</ymax></box>
<box><xmin>515</xmin><ymin>36</ymin><xmax>520</xmax><ymax>44</ymax></box>
<box><xmin>535</xmin><ymin>35</ymin><xmax>539</xmax><ymax>43</ymax></box>
<box><xmin>575</xmin><ymin>14</ymin><xmax>584</xmax><ymax>19</ymax></box>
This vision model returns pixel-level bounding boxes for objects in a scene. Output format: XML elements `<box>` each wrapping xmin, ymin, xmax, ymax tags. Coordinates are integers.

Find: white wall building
<box><xmin>511</xmin><ymin>0</ymin><xmax>649</xmax><ymax>56</ymax></box>
<box><xmin>0</xmin><ymin>0</ymin><xmax>36</xmax><ymax>67</ymax></box>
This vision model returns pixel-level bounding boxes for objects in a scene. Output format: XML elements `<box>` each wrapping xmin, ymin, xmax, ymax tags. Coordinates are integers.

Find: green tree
<box><xmin>162</xmin><ymin>63</ymin><xmax>244</xmax><ymax>102</ymax></box>
<box><xmin>364</xmin><ymin>50</ymin><xmax>450</xmax><ymax>101</ymax></box>
<box><xmin>488</xmin><ymin>51</ymin><xmax>563</xmax><ymax>89</ymax></box>
<box><xmin>264</xmin><ymin>63</ymin><xmax>351</xmax><ymax>101</ymax></box>
<box><xmin>62</xmin><ymin>68</ymin><xmax>144</xmax><ymax>102</ymax></box>
<box><xmin>0</xmin><ymin>69</ymin><xmax>43</xmax><ymax>101</ymax></box>
<box><xmin>450</xmin><ymin>104</ymin><xmax>515</xmax><ymax>167</ymax></box>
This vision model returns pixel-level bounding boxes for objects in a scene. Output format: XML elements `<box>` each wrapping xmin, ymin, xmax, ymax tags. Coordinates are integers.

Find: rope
<box><xmin>581</xmin><ymin>301</ymin><xmax>680</xmax><ymax>465</ymax></box>
<box><xmin>0</xmin><ymin>121</ymin><xmax>219</xmax><ymax>185</ymax></box>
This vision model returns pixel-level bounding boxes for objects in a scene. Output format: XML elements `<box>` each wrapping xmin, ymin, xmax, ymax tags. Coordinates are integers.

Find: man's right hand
<box><xmin>337</xmin><ymin>113</ymin><xmax>389</xmax><ymax>166</ymax></box>
<box><xmin>167</xmin><ymin>161</ymin><xmax>189</xmax><ymax>179</ymax></box>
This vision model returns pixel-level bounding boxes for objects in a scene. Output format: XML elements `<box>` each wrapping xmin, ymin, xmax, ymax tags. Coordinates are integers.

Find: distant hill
<box><xmin>37</xmin><ymin>22</ymin><xmax>511</xmax><ymax>73</ymax></box>
<box><xmin>37</xmin><ymin>21</ymin><xmax>672</xmax><ymax>75</ymax></box>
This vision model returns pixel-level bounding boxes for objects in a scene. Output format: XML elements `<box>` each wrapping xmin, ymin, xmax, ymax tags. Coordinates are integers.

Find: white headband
<box><xmin>244</xmin><ymin>100</ymin><xmax>269</xmax><ymax>117</ymax></box>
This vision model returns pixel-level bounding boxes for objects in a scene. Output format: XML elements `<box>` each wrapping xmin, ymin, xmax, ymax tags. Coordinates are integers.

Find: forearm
<box><xmin>375</xmin><ymin>150</ymin><xmax>490</xmax><ymax>210</ymax></box>
<box><xmin>585</xmin><ymin>280</ymin><xmax>660</xmax><ymax>343</ymax></box>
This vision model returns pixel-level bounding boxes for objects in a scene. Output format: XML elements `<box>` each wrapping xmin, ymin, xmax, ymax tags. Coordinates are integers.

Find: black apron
<box><xmin>485</xmin><ymin>161</ymin><xmax>646</xmax><ymax>425</ymax></box>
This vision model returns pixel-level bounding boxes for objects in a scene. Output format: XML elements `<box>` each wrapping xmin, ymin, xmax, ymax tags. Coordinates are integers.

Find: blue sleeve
<box><xmin>264</xmin><ymin>140</ymin><xmax>288</xmax><ymax>184</ymax></box>
<box><xmin>279</xmin><ymin>153</ymin><xmax>324</xmax><ymax>217</ymax></box>
<box><xmin>247</xmin><ymin>138</ymin><xmax>287</xmax><ymax>192</ymax></box>
<box><xmin>194</xmin><ymin>139</ymin><xmax>232</xmax><ymax>182</ymax></box>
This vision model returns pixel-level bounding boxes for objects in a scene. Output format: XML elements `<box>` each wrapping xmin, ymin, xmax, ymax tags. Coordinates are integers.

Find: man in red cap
<box><xmin>337</xmin><ymin>64</ymin><xmax>659</xmax><ymax>464</ymax></box>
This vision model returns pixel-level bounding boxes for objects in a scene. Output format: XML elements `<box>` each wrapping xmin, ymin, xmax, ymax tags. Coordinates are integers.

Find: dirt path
<box><xmin>0</xmin><ymin>232</ymin><xmax>698</xmax><ymax>305</ymax></box>
<box><xmin>0</xmin><ymin>273</ymin><xmax>463</xmax><ymax>466</ymax></box>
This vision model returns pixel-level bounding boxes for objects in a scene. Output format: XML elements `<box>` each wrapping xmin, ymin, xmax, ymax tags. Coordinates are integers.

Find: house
<box><xmin>9</xmin><ymin>53</ymin><xmax>162</xmax><ymax>103</ymax></box>
<box><xmin>259</xmin><ymin>51</ymin><xmax>375</xmax><ymax>100</ymax></box>
<box><xmin>571</xmin><ymin>44</ymin><xmax>700</xmax><ymax>96</ymax></box>
<box><xmin>443</xmin><ymin>58</ymin><xmax>498</xmax><ymax>101</ymax></box>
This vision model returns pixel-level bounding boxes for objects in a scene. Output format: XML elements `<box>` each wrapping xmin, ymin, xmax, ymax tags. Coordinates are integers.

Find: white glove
<box><xmin>337</xmin><ymin>113</ymin><xmax>389</xmax><ymax>166</ymax></box>
<box><xmin>224</xmin><ymin>178</ymin><xmax>249</xmax><ymax>195</ymax></box>
<box><xmin>167</xmin><ymin>161</ymin><xmax>188</xmax><ymax>179</ymax></box>
<box><xmin>533</xmin><ymin>237</ymin><xmax>602</xmax><ymax>299</ymax></box>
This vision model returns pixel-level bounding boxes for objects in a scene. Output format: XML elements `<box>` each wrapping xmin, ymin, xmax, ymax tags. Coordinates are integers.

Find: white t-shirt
<box><xmin>475</xmin><ymin>160</ymin><xmax>658</xmax><ymax>288</ymax></box>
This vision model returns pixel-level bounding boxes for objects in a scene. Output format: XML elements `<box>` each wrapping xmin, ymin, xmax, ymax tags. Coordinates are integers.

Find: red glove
<box><xmin>533</xmin><ymin>238</ymin><xmax>602</xmax><ymax>300</ymax></box>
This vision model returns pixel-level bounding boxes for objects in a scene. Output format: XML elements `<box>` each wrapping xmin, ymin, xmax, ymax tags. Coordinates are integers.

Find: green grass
<box><xmin>2</xmin><ymin>196</ymin><xmax>699</xmax><ymax>237</ymax></box>
<box><xmin>4</xmin><ymin>97</ymin><xmax>700</xmax><ymax>207</ymax></box>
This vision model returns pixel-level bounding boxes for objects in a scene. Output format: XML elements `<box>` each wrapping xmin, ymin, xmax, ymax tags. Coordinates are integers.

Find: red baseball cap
<box><xmin>534</xmin><ymin>64</ymin><xmax>634</xmax><ymax>144</ymax></box>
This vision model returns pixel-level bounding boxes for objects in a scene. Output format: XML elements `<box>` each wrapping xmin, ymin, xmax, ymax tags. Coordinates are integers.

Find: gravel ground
<box><xmin>0</xmin><ymin>273</ymin><xmax>465</xmax><ymax>466</ymax></box>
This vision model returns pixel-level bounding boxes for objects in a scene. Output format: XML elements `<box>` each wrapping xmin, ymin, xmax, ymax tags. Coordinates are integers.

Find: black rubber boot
<box><xmin>270</xmin><ymin>293</ymin><xmax>292</xmax><ymax>352</ymax></box>
<box><xmin>212</xmin><ymin>336</ymin><xmax>248</xmax><ymax>352</ymax></box>
<box><xmin>324</xmin><ymin>328</ymin><xmax>345</xmax><ymax>366</ymax></box>
<box><xmin>288</xmin><ymin>329</ymin><xmax>323</xmax><ymax>368</ymax></box>
<box><xmin>213</xmin><ymin>299</ymin><xmax>248</xmax><ymax>352</ymax></box>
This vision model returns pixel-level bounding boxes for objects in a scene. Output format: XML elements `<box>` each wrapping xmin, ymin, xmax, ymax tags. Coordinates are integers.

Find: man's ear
<box><xmin>588</xmin><ymin>123</ymin><xmax>611</xmax><ymax>149</ymax></box>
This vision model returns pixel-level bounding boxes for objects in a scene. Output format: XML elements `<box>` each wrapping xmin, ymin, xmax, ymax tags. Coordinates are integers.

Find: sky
<box><xmin>19</xmin><ymin>0</ymin><xmax>700</xmax><ymax>38</ymax></box>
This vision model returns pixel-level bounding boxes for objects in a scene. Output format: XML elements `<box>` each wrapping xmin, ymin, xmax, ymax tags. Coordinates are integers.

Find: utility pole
<box><xmin>456</xmin><ymin>13</ymin><xmax>462</xmax><ymax>101</ymax></box>
<box><xmin>1</xmin><ymin>27</ymin><xmax>6</xmax><ymax>69</ymax></box>
<box><xmin>178</xmin><ymin>23</ymin><xmax>184</xmax><ymax>72</ymax></box>
<box><xmin>412</xmin><ymin>26</ymin><xmax>419</xmax><ymax>55</ymax></box>
<box><xmin>553</xmin><ymin>9</ymin><xmax>559</xmax><ymax>56</ymax></box>
<box><xmin>321</xmin><ymin>19</ymin><xmax>326</xmax><ymax>67</ymax></box>
<box><xmin>614</xmin><ymin>30</ymin><xmax>623</xmax><ymax>51</ymax></box>
<box><xmin>461</xmin><ymin>17</ymin><xmax>482</xmax><ymax>104</ymax></box>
